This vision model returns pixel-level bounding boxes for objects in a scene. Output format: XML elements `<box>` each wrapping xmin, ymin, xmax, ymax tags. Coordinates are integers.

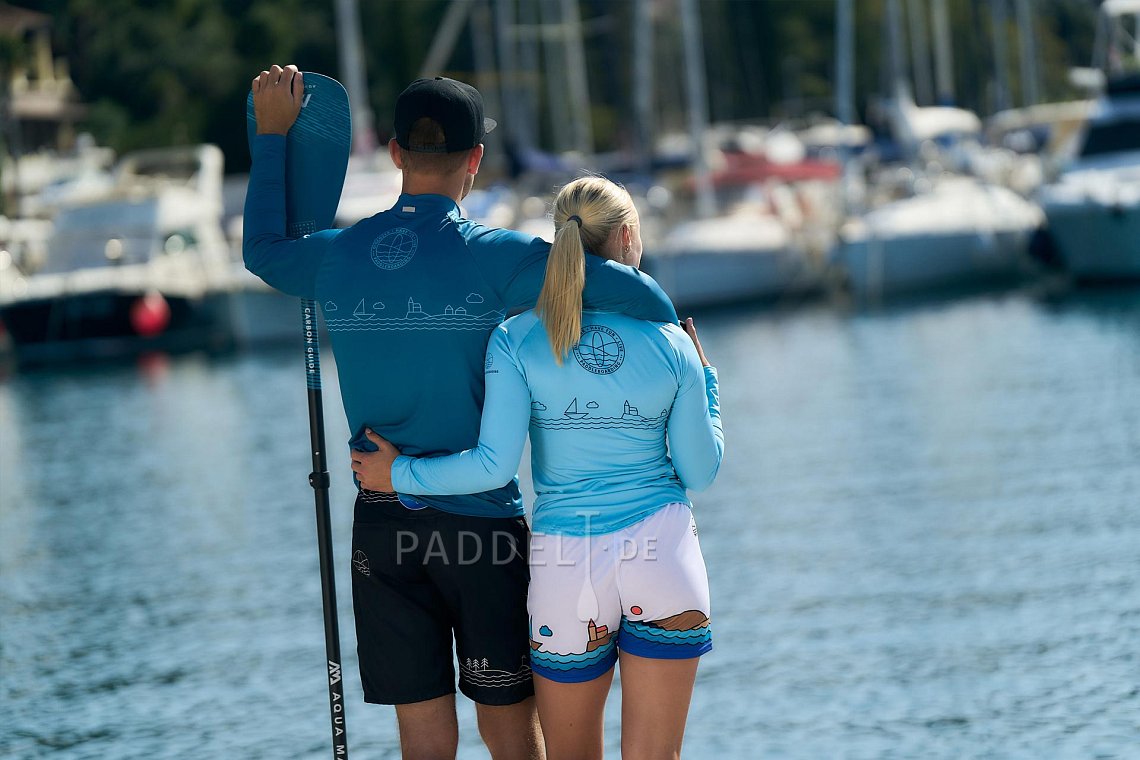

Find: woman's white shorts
<box><xmin>527</xmin><ymin>502</ymin><xmax>712</xmax><ymax>683</ymax></box>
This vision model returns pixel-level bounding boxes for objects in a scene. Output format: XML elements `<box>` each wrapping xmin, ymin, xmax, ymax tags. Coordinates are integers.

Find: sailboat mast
<box><xmin>517</xmin><ymin>0</ymin><xmax>541</xmax><ymax>149</ymax></box>
<box><xmin>931</xmin><ymin>0</ymin><xmax>955</xmax><ymax>104</ymax></box>
<box><xmin>884</xmin><ymin>0</ymin><xmax>907</xmax><ymax>101</ymax></box>
<box><xmin>419</xmin><ymin>0</ymin><xmax>474</xmax><ymax>78</ymax></box>
<box><xmin>906</xmin><ymin>0</ymin><xmax>933</xmax><ymax>105</ymax></box>
<box><xmin>835</xmin><ymin>0</ymin><xmax>855</xmax><ymax>127</ymax></box>
<box><xmin>540</xmin><ymin>0</ymin><xmax>572</xmax><ymax>154</ymax></box>
<box><xmin>835</xmin><ymin>0</ymin><xmax>855</xmax><ymax>214</ymax></box>
<box><xmin>561</xmin><ymin>0</ymin><xmax>594</xmax><ymax>155</ymax></box>
<box><xmin>990</xmin><ymin>0</ymin><xmax>1011</xmax><ymax>113</ymax></box>
<box><xmin>333</xmin><ymin>0</ymin><xmax>376</xmax><ymax>156</ymax></box>
<box><xmin>470</xmin><ymin>0</ymin><xmax>505</xmax><ymax>166</ymax></box>
<box><xmin>495</xmin><ymin>0</ymin><xmax>536</xmax><ymax>152</ymax></box>
<box><xmin>679</xmin><ymin>0</ymin><xmax>715</xmax><ymax>219</ymax></box>
<box><xmin>1015</xmin><ymin>0</ymin><xmax>1040</xmax><ymax>107</ymax></box>
<box><xmin>633</xmin><ymin>0</ymin><xmax>654</xmax><ymax>177</ymax></box>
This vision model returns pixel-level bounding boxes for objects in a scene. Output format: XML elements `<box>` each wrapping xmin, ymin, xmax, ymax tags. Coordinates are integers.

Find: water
<box><xmin>2</xmin><ymin>289</ymin><xmax>1138</xmax><ymax>759</ymax></box>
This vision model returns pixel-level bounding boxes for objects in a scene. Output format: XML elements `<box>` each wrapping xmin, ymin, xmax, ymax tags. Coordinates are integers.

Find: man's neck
<box><xmin>400</xmin><ymin>173</ymin><xmax>465</xmax><ymax>203</ymax></box>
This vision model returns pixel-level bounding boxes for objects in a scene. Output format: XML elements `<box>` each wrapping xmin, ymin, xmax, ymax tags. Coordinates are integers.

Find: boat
<box><xmin>636</xmin><ymin>0</ymin><xmax>830</xmax><ymax>310</ymax></box>
<box><xmin>1035</xmin><ymin>80</ymin><xmax>1140</xmax><ymax>280</ymax></box>
<box><xmin>825</xmin><ymin>0</ymin><xmax>1047</xmax><ymax>302</ymax></box>
<box><xmin>0</xmin><ymin>145</ymin><xmax>252</xmax><ymax>363</ymax></box>
<box><xmin>645</xmin><ymin>199</ymin><xmax>822</xmax><ymax>310</ymax></box>
<box><xmin>0</xmin><ymin>5</ymin><xmax>117</xmax><ymax>220</ymax></box>
<box><xmin>585</xmin><ymin>619</ymin><xmax>611</xmax><ymax>653</ymax></box>
<box><xmin>1035</xmin><ymin>0</ymin><xmax>1140</xmax><ymax>281</ymax></box>
<box><xmin>830</xmin><ymin>174</ymin><xmax>1043</xmax><ymax>301</ymax></box>
<box><xmin>563</xmin><ymin>398</ymin><xmax>588</xmax><ymax>419</ymax></box>
<box><xmin>680</xmin><ymin>124</ymin><xmax>844</xmax><ymax>192</ymax></box>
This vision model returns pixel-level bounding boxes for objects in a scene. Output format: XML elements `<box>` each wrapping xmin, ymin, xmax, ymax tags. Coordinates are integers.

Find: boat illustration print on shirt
<box><xmin>532</xmin><ymin>398</ymin><xmax>669</xmax><ymax>430</ymax></box>
<box><xmin>323</xmin><ymin>296</ymin><xmax>504</xmax><ymax>332</ymax></box>
<box><xmin>352</xmin><ymin>298</ymin><xmax>385</xmax><ymax>319</ymax></box>
<box><xmin>563</xmin><ymin>398</ymin><xmax>588</xmax><ymax>419</ymax></box>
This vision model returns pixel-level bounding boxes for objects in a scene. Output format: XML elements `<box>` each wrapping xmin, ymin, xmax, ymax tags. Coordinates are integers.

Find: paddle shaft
<box><xmin>301</xmin><ymin>296</ymin><xmax>350</xmax><ymax>757</ymax></box>
<box><xmin>247</xmin><ymin>70</ymin><xmax>352</xmax><ymax>756</ymax></box>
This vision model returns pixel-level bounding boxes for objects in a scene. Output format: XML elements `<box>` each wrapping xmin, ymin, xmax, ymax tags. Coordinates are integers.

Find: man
<box><xmin>245</xmin><ymin>65</ymin><xmax>677</xmax><ymax>760</ymax></box>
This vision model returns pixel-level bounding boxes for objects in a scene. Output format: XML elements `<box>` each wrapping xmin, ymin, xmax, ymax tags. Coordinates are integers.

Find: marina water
<box><xmin>1</xmin><ymin>288</ymin><xmax>1138</xmax><ymax>759</ymax></box>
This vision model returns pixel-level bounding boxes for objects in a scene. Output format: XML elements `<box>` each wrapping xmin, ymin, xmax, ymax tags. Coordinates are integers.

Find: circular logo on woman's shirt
<box><xmin>370</xmin><ymin>228</ymin><xmax>418</xmax><ymax>270</ymax></box>
<box><xmin>573</xmin><ymin>325</ymin><xmax>625</xmax><ymax>374</ymax></box>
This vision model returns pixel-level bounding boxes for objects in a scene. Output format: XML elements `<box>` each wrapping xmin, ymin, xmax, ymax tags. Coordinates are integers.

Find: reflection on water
<box><xmin>2</xmin><ymin>289</ymin><xmax>1139</xmax><ymax>758</ymax></box>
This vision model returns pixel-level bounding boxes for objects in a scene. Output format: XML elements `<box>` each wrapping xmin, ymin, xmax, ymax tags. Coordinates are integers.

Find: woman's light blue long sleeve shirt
<box><xmin>390</xmin><ymin>310</ymin><xmax>723</xmax><ymax>535</ymax></box>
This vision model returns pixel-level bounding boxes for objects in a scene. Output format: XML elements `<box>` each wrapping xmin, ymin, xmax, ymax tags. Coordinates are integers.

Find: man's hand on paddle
<box><xmin>252</xmin><ymin>64</ymin><xmax>304</xmax><ymax>135</ymax></box>
<box><xmin>351</xmin><ymin>429</ymin><xmax>401</xmax><ymax>492</ymax></box>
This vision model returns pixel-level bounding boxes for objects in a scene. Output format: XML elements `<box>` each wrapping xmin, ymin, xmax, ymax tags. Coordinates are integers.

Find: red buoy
<box><xmin>130</xmin><ymin>291</ymin><xmax>171</xmax><ymax>337</ymax></box>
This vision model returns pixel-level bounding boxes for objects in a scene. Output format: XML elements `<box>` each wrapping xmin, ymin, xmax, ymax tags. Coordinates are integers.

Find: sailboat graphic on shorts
<box><xmin>563</xmin><ymin>398</ymin><xmax>589</xmax><ymax>419</ymax></box>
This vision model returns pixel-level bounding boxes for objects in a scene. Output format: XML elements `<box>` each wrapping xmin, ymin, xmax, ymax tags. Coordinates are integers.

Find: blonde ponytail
<box><xmin>537</xmin><ymin>176</ymin><xmax>638</xmax><ymax>364</ymax></box>
<box><xmin>536</xmin><ymin>219</ymin><xmax>586</xmax><ymax>363</ymax></box>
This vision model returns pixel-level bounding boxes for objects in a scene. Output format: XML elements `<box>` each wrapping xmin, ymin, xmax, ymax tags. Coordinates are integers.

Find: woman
<box><xmin>356</xmin><ymin>176</ymin><xmax>723</xmax><ymax>759</ymax></box>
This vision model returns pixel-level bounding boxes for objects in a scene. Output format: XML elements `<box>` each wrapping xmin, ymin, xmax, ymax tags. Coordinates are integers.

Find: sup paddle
<box><xmin>246</xmin><ymin>71</ymin><xmax>351</xmax><ymax>759</ymax></box>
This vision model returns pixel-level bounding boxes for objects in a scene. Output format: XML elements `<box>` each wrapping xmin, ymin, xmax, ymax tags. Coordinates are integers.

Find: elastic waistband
<box><xmin>357</xmin><ymin>490</ymin><xmax>402</xmax><ymax>505</ymax></box>
<box><xmin>355</xmin><ymin>490</ymin><xmax>443</xmax><ymax>522</ymax></box>
<box><xmin>353</xmin><ymin>490</ymin><xmax>527</xmax><ymax>525</ymax></box>
<box><xmin>531</xmin><ymin>501</ymin><xmax>691</xmax><ymax>537</ymax></box>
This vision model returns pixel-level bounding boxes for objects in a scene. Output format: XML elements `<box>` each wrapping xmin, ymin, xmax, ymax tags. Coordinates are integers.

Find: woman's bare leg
<box><xmin>618</xmin><ymin>652</ymin><xmax>699</xmax><ymax>760</ymax></box>
<box><xmin>533</xmin><ymin>669</ymin><xmax>614</xmax><ymax>760</ymax></box>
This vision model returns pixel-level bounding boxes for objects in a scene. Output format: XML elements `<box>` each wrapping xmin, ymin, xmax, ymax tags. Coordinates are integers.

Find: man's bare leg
<box><xmin>475</xmin><ymin>695</ymin><xmax>546</xmax><ymax>760</ymax></box>
<box><xmin>395</xmin><ymin>694</ymin><xmax>459</xmax><ymax>760</ymax></box>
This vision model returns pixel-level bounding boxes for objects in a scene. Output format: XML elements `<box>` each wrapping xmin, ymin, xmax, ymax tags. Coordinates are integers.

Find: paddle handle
<box><xmin>302</xmin><ymin>297</ymin><xmax>349</xmax><ymax>758</ymax></box>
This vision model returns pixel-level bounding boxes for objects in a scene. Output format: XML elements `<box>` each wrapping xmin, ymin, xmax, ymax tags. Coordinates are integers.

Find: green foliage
<box><xmin>3</xmin><ymin>0</ymin><xmax>1102</xmax><ymax>172</ymax></box>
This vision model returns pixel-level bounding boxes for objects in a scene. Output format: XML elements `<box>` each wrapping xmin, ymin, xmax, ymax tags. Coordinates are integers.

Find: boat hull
<box><xmin>0</xmin><ymin>291</ymin><xmax>234</xmax><ymax>364</ymax></box>
<box><xmin>644</xmin><ymin>247</ymin><xmax>818</xmax><ymax>309</ymax></box>
<box><xmin>832</xmin><ymin>227</ymin><xmax>1035</xmax><ymax>300</ymax></box>
<box><xmin>1042</xmin><ymin>200</ymin><xmax>1140</xmax><ymax>281</ymax></box>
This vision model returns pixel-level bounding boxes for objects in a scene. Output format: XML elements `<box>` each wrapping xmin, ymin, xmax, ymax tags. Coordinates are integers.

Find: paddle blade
<box><xmin>246</xmin><ymin>72</ymin><xmax>352</xmax><ymax>239</ymax></box>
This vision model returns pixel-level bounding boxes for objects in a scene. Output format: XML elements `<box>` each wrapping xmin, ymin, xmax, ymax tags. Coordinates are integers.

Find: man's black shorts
<box><xmin>350</xmin><ymin>491</ymin><xmax>534</xmax><ymax>706</ymax></box>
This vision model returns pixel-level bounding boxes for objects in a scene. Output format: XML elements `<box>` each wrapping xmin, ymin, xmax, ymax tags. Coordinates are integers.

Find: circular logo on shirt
<box><xmin>573</xmin><ymin>325</ymin><xmax>625</xmax><ymax>374</ymax></box>
<box><xmin>370</xmin><ymin>228</ymin><xmax>418</xmax><ymax>270</ymax></box>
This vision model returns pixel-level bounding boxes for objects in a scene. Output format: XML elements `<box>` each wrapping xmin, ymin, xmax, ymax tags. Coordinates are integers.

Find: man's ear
<box><xmin>467</xmin><ymin>144</ymin><xmax>484</xmax><ymax>175</ymax></box>
<box><xmin>388</xmin><ymin>138</ymin><xmax>403</xmax><ymax>170</ymax></box>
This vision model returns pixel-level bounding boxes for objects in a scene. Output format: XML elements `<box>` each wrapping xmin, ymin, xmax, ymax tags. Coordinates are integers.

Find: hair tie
<box><xmin>566</xmin><ymin>214</ymin><xmax>583</xmax><ymax>227</ymax></box>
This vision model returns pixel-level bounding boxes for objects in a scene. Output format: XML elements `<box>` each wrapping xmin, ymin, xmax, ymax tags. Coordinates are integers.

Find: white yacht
<box><xmin>831</xmin><ymin>174</ymin><xmax>1043</xmax><ymax>301</ymax></box>
<box><xmin>828</xmin><ymin>88</ymin><xmax>1046</xmax><ymax>301</ymax></box>
<box><xmin>1035</xmin><ymin>0</ymin><xmax>1140</xmax><ymax>281</ymax></box>
<box><xmin>0</xmin><ymin>145</ymin><xmax>269</xmax><ymax>362</ymax></box>
<box><xmin>1037</xmin><ymin>82</ymin><xmax>1140</xmax><ymax>280</ymax></box>
<box><xmin>646</xmin><ymin>199</ymin><xmax>820</xmax><ymax>310</ymax></box>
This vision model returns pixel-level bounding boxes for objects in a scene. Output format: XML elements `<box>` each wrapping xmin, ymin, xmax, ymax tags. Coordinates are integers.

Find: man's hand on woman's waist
<box><xmin>351</xmin><ymin>429</ymin><xmax>400</xmax><ymax>492</ymax></box>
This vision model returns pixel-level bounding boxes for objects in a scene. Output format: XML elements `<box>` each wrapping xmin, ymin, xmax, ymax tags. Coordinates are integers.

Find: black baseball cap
<box><xmin>394</xmin><ymin>77</ymin><xmax>497</xmax><ymax>153</ymax></box>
